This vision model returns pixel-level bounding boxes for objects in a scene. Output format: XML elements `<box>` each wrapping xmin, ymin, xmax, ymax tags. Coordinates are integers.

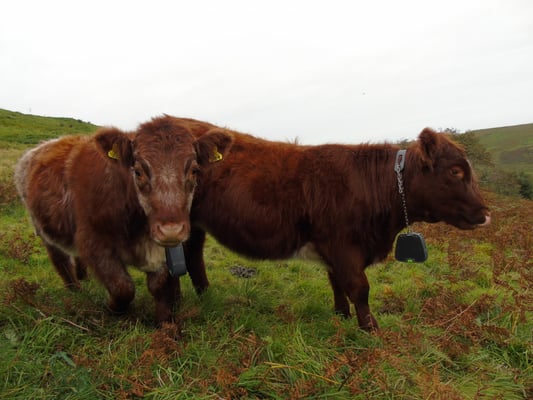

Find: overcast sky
<box><xmin>1</xmin><ymin>0</ymin><xmax>532</xmax><ymax>144</ymax></box>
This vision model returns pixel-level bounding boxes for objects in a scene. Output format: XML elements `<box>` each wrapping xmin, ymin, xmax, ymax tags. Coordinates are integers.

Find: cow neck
<box><xmin>394</xmin><ymin>149</ymin><xmax>411</xmax><ymax>232</ymax></box>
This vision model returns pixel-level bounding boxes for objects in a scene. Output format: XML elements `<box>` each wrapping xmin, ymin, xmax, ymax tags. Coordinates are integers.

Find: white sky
<box><xmin>1</xmin><ymin>0</ymin><xmax>532</xmax><ymax>143</ymax></box>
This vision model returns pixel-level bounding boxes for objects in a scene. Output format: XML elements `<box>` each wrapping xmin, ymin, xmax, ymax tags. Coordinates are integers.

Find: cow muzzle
<box><xmin>478</xmin><ymin>212</ymin><xmax>491</xmax><ymax>227</ymax></box>
<box><xmin>468</xmin><ymin>210</ymin><xmax>491</xmax><ymax>228</ymax></box>
<box><xmin>152</xmin><ymin>222</ymin><xmax>188</xmax><ymax>246</ymax></box>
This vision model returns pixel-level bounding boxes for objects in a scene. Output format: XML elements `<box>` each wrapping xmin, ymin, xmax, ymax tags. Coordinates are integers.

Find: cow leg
<box><xmin>318</xmin><ymin>244</ymin><xmax>379</xmax><ymax>331</ymax></box>
<box><xmin>74</xmin><ymin>257</ymin><xmax>88</xmax><ymax>281</ymax></box>
<box><xmin>327</xmin><ymin>271</ymin><xmax>351</xmax><ymax>317</ymax></box>
<box><xmin>85</xmin><ymin>254</ymin><xmax>135</xmax><ymax>315</ymax></box>
<box><xmin>100</xmin><ymin>270</ymin><xmax>135</xmax><ymax>315</ymax></box>
<box><xmin>345</xmin><ymin>271</ymin><xmax>379</xmax><ymax>331</ymax></box>
<box><xmin>146</xmin><ymin>268</ymin><xmax>181</xmax><ymax>324</ymax></box>
<box><xmin>44</xmin><ymin>244</ymin><xmax>80</xmax><ymax>290</ymax></box>
<box><xmin>184</xmin><ymin>227</ymin><xmax>209</xmax><ymax>294</ymax></box>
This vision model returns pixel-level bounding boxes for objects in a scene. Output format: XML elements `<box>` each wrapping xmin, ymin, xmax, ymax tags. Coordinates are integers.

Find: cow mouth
<box><xmin>477</xmin><ymin>214</ymin><xmax>491</xmax><ymax>227</ymax></box>
<box><xmin>455</xmin><ymin>212</ymin><xmax>491</xmax><ymax>230</ymax></box>
<box><xmin>432</xmin><ymin>208</ymin><xmax>491</xmax><ymax>230</ymax></box>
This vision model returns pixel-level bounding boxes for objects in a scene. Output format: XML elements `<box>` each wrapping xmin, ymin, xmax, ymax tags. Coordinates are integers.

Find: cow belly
<box><xmin>35</xmin><ymin>225</ymin><xmax>77</xmax><ymax>256</ymax></box>
<box><xmin>29</xmin><ymin>207</ymin><xmax>77</xmax><ymax>256</ymax></box>
<box><xmin>195</xmin><ymin>200</ymin><xmax>309</xmax><ymax>260</ymax></box>
<box><xmin>294</xmin><ymin>242</ymin><xmax>323</xmax><ymax>262</ymax></box>
<box><xmin>205</xmin><ymin>224</ymin><xmax>303</xmax><ymax>260</ymax></box>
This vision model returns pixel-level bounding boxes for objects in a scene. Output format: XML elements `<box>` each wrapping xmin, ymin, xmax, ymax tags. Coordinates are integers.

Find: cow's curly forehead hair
<box><xmin>133</xmin><ymin>116</ymin><xmax>196</xmax><ymax>157</ymax></box>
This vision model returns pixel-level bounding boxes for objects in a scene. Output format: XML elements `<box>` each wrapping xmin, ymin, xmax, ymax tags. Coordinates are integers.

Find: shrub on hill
<box><xmin>450</xmin><ymin>130</ymin><xmax>532</xmax><ymax>200</ymax></box>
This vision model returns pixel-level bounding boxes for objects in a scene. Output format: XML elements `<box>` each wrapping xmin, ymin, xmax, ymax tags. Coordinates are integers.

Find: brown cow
<box><xmin>14</xmin><ymin>116</ymin><xmax>231</xmax><ymax>323</ymax></box>
<box><xmin>169</xmin><ymin>118</ymin><xmax>490</xmax><ymax>330</ymax></box>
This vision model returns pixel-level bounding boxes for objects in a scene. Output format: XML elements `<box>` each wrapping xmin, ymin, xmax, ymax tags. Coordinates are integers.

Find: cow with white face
<box><xmin>15</xmin><ymin>116</ymin><xmax>232</xmax><ymax>323</ymax></box>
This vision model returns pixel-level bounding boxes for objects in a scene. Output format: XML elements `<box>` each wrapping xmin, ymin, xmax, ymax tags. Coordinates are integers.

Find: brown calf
<box><xmin>169</xmin><ymin>117</ymin><xmax>490</xmax><ymax>330</ymax></box>
<box><xmin>15</xmin><ymin>116</ymin><xmax>230</xmax><ymax>323</ymax></box>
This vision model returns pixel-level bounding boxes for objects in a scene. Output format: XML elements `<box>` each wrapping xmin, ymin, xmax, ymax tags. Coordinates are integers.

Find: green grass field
<box><xmin>1</xmin><ymin>110</ymin><xmax>532</xmax><ymax>399</ymax></box>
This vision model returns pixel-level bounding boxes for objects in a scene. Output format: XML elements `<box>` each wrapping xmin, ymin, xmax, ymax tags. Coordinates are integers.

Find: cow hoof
<box><xmin>64</xmin><ymin>282</ymin><xmax>81</xmax><ymax>292</ymax></box>
<box><xmin>360</xmin><ymin>324</ymin><xmax>379</xmax><ymax>332</ymax></box>
<box><xmin>106</xmin><ymin>301</ymin><xmax>129</xmax><ymax>316</ymax></box>
<box><xmin>155</xmin><ymin>309</ymin><xmax>173</xmax><ymax>325</ymax></box>
<box><xmin>334</xmin><ymin>309</ymin><xmax>352</xmax><ymax>319</ymax></box>
<box><xmin>357</xmin><ymin>313</ymin><xmax>379</xmax><ymax>331</ymax></box>
<box><xmin>195</xmin><ymin>285</ymin><xmax>210</xmax><ymax>297</ymax></box>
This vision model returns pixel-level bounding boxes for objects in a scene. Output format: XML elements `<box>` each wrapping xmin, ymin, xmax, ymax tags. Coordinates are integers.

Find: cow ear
<box><xmin>94</xmin><ymin>128</ymin><xmax>134</xmax><ymax>167</ymax></box>
<box><xmin>418</xmin><ymin>128</ymin><xmax>440</xmax><ymax>170</ymax></box>
<box><xmin>194</xmin><ymin>129</ymin><xmax>234</xmax><ymax>165</ymax></box>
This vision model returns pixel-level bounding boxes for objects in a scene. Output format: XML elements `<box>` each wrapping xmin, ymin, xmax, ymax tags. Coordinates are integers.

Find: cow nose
<box><xmin>153</xmin><ymin>222</ymin><xmax>186</xmax><ymax>246</ymax></box>
<box><xmin>479</xmin><ymin>212</ymin><xmax>491</xmax><ymax>227</ymax></box>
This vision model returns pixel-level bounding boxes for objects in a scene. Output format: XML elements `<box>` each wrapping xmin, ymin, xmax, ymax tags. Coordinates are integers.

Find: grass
<box><xmin>0</xmin><ymin>111</ymin><xmax>532</xmax><ymax>399</ymax></box>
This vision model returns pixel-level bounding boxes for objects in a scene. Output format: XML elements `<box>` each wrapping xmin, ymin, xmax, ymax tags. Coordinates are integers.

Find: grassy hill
<box><xmin>0</xmin><ymin>108</ymin><xmax>98</xmax><ymax>146</ymax></box>
<box><xmin>0</xmin><ymin>110</ymin><xmax>531</xmax><ymax>399</ymax></box>
<box><xmin>471</xmin><ymin>123</ymin><xmax>533</xmax><ymax>179</ymax></box>
<box><xmin>0</xmin><ymin>109</ymin><xmax>99</xmax><ymax>207</ymax></box>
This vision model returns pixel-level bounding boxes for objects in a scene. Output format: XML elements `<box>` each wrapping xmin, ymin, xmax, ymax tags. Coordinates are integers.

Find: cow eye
<box><xmin>450</xmin><ymin>167</ymin><xmax>464</xmax><ymax>179</ymax></box>
<box><xmin>132</xmin><ymin>162</ymin><xmax>151</xmax><ymax>184</ymax></box>
<box><xmin>132</xmin><ymin>160</ymin><xmax>151</xmax><ymax>179</ymax></box>
<box><xmin>185</xmin><ymin>158</ymin><xmax>199</xmax><ymax>176</ymax></box>
<box><xmin>132</xmin><ymin>164</ymin><xmax>152</xmax><ymax>193</ymax></box>
<box><xmin>133</xmin><ymin>166</ymin><xmax>148</xmax><ymax>182</ymax></box>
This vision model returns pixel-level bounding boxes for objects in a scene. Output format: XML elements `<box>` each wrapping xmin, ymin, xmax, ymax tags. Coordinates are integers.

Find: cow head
<box><xmin>406</xmin><ymin>128</ymin><xmax>491</xmax><ymax>230</ymax></box>
<box><xmin>95</xmin><ymin>117</ymin><xmax>233</xmax><ymax>246</ymax></box>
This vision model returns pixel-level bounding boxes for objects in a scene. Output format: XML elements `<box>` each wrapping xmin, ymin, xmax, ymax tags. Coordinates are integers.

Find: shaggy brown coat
<box><xmin>15</xmin><ymin>116</ymin><xmax>230</xmax><ymax>323</ymax></box>
<box><xmin>159</xmin><ymin>117</ymin><xmax>491</xmax><ymax>329</ymax></box>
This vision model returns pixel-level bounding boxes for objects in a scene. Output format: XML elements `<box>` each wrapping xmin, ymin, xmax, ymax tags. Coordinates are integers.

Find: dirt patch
<box><xmin>230</xmin><ymin>265</ymin><xmax>257</xmax><ymax>278</ymax></box>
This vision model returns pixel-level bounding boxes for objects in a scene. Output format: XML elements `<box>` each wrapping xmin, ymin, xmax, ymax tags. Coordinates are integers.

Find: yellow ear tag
<box><xmin>209</xmin><ymin>146</ymin><xmax>223</xmax><ymax>163</ymax></box>
<box><xmin>107</xmin><ymin>143</ymin><xmax>121</xmax><ymax>160</ymax></box>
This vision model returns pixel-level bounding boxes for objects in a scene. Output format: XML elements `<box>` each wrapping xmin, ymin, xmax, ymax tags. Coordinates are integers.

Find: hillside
<box><xmin>471</xmin><ymin>123</ymin><xmax>533</xmax><ymax>179</ymax></box>
<box><xmin>0</xmin><ymin>109</ymin><xmax>99</xmax><ymax>206</ymax></box>
<box><xmin>0</xmin><ymin>108</ymin><xmax>98</xmax><ymax>146</ymax></box>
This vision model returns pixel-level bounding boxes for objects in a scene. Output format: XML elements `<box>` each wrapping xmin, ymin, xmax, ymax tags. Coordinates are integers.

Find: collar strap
<box><xmin>394</xmin><ymin>149</ymin><xmax>410</xmax><ymax>230</ymax></box>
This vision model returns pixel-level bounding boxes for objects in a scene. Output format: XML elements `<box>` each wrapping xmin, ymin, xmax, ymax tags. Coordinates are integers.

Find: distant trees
<box><xmin>448</xmin><ymin>129</ymin><xmax>532</xmax><ymax>200</ymax></box>
<box><xmin>445</xmin><ymin>129</ymin><xmax>492</xmax><ymax>165</ymax></box>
